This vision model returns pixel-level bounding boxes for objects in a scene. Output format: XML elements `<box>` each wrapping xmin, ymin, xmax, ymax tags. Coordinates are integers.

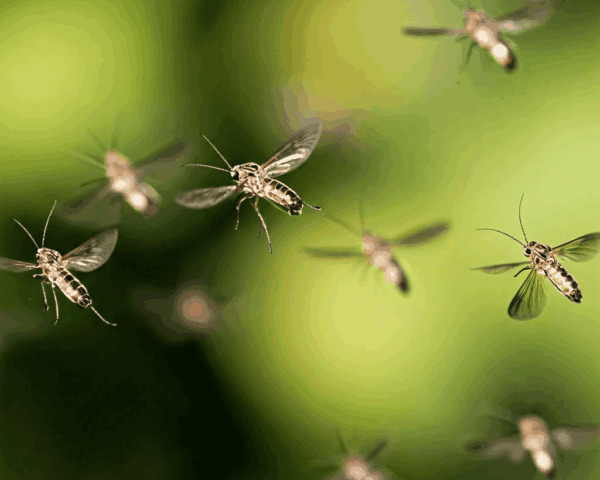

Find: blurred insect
<box><xmin>402</xmin><ymin>0</ymin><xmax>559</xmax><ymax>71</ymax></box>
<box><xmin>0</xmin><ymin>201</ymin><xmax>118</xmax><ymax>326</ymax></box>
<box><xmin>466</xmin><ymin>415</ymin><xmax>599</xmax><ymax>479</ymax></box>
<box><xmin>64</xmin><ymin>129</ymin><xmax>192</xmax><ymax>226</ymax></box>
<box><xmin>474</xmin><ymin>195</ymin><xmax>600</xmax><ymax>320</ymax></box>
<box><xmin>175</xmin><ymin>120</ymin><xmax>323</xmax><ymax>253</ymax></box>
<box><xmin>304</xmin><ymin>204</ymin><xmax>449</xmax><ymax>292</ymax></box>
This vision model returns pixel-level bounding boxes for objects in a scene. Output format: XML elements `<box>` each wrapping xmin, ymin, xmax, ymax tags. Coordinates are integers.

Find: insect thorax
<box><xmin>37</xmin><ymin>248</ymin><xmax>92</xmax><ymax>308</ymax></box>
<box><xmin>105</xmin><ymin>151</ymin><xmax>136</xmax><ymax>191</ymax></box>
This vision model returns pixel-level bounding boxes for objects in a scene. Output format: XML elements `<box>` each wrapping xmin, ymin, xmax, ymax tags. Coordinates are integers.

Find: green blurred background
<box><xmin>0</xmin><ymin>0</ymin><xmax>599</xmax><ymax>478</ymax></box>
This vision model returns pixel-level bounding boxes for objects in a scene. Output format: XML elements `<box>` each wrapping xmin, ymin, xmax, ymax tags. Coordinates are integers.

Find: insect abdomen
<box><xmin>262</xmin><ymin>178</ymin><xmax>303</xmax><ymax>214</ymax></box>
<box><xmin>546</xmin><ymin>262</ymin><xmax>582</xmax><ymax>303</ymax></box>
<box><xmin>56</xmin><ymin>268</ymin><xmax>93</xmax><ymax>308</ymax></box>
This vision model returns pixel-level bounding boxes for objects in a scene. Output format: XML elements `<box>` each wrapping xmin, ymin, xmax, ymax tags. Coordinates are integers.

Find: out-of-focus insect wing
<box><xmin>473</xmin><ymin>262</ymin><xmax>530</xmax><ymax>274</ymax></box>
<box><xmin>497</xmin><ymin>0</ymin><xmax>558</xmax><ymax>33</ymax></box>
<box><xmin>62</xmin><ymin>229</ymin><xmax>118</xmax><ymax>272</ymax></box>
<box><xmin>552</xmin><ymin>426</ymin><xmax>600</xmax><ymax>450</ymax></box>
<box><xmin>136</xmin><ymin>140</ymin><xmax>193</xmax><ymax>182</ymax></box>
<box><xmin>303</xmin><ymin>247</ymin><xmax>364</xmax><ymax>259</ymax></box>
<box><xmin>364</xmin><ymin>439</ymin><xmax>388</xmax><ymax>462</ymax></box>
<box><xmin>553</xmin><ymin>233</ymin><xmax>600</xmax><ymax>262</ymax></box>
<box><xmin>260</xmin><ymin>120</ymin><xmax>323</xmax><ymax>177</ymax></box>
<box><xmin>336</xmin><ymin>429</ymin><xmax>350</xmax><ymax>456</ymax></box>
<box><xmin>62</xmin><ymin>183</ymin><xmax>123</xmax><ymax>227</ymax></box>
<box><xmin>390</xmin><ymin>221</ymin><xmax>450</xmax><ymax>247</ymax></box>
<box><xmin>465</xmin><ymin>439</ymin><xmax>526</xmax><ymax>462</ymax></box>
<box><xmin>0</xmin><ymin>258</ymin><xmax>38</xmax><ymax>273</ymax></box>
<box><xmin>402</xmin><ymin>27</ymin><xmax>462</xmax><ymax>36</ymax></box>
<box><xmin>175</xmin><ymin>185</ymin><xmax>238</xmax><ymax>209</ymax></box>
<box><xmin>508</xmin><ymin>269</ymin><xmax>548</xmax><ymax>320</ymax></box>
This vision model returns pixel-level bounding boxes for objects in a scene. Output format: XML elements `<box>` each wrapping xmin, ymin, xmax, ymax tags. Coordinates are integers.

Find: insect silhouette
<box><xmin>0</xmin><ymin>201</ymin><xmax>119</xmax><ymax>326</ymax></box>
<box><xmin>64</xmin><ymin>130</ymin><xmax>192</xmax><ymax>227</ymax></box>
<box><xmin>304</xmin><ymin>204</ymin><xmax>449</xmax><ymax>292</ymax></box>
<box><xmin>175</xmin><ymin>120</ymin><xmax>323</xmax><ymax>253</ymax></box>
<box><xmin>474</xmin><ymin>195</ymin><xmax>600</xmax><ymax>320</ymax></box>
<box><xmin>402</xmin><ymin>0</ymin><xmax>558</xmax><ymax>71</ymax></box>
<box><xmin>466</xmin><ymin>415</ymin><xmax>599</xmax><ymax>479</ymax></box>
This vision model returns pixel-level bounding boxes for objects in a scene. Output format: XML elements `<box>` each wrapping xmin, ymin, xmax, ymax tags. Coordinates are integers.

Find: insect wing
<box><xmin>136</xmin><ymin>140</ymin><xmax>193</xmax><ymax>182</ymax></box>
<box><xmin>473</xmin><ymin>261</ymin><xmax>530</xmax><ymax>274</ymax></box>
<box><xmin>0</xmin><ymin>258</ymin><xmax>38</xmax><ymax>273</ymax></box>
<box><xmin>465</xmin><ymin>439</ymin><xmax>526</xmax><ymax>462</ymax></box>
<box><xmin>303</xmin><ymin>247</ymin><xmax>364</xmax><ymax>259</ymax></box>
<box><xmin>62</xmin><ymin>183</ymin><xmax>123</xmax><ymax>227</ymax></box>
<box><xmin>553</xmin><ymin>233</ymin><xmax>600</xmax><ymax>262</ymax></box>
<box><xmin>552</xmin><ymin>426</ymin><xmax>600</xmax><ymax>450</ymax></box>
<box><xmin>508</xmin><ymin>268</ymin><xmax>548</xmax><ymax>320</ymax></box>
<box><xmin>390</xmin><ymin>221</ymin><xmax>449</xmax><ymax>246</ymax></box>
<box><xmin>364</xmin><ymin>439</ymin><xmax>388</xmax><ymax>463</ymax></box>
<box><xmin>402</xmin><ymin>27</ymin><xmax>461</xmax><ymax>37</ymax></box>
<box><xmin>62</xmin><ymin>229</ymin><xmax>118</xmax><ymax>272</ymax></box>
<box><xmin>260</xmin><ymin>120</ymin><xmax>323</xmax><ymax>177</ymax></box>
<box><xmin>175</xmin><ymin>185</ymin><xmax>238</xmax><ymax>209</ymax></box>
<box><xmin>496</xmin><ymin>0</ymin><xmax>558</xmax><ymax>33</ymax></box>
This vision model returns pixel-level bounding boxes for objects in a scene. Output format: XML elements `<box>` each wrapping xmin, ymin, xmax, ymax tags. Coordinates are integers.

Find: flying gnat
<box><xmin>402</xmin><ymin>0</ymin><xmax>559</xmax><ymax>71</ymax></box>
<box><xmin>304</xmin><ymin>205</ymin><xmax>449</xmax><ymax>292</ymax></box>
<box><xmin>174</xmin><ymin>121</ymin><xmax>323</xmax><ymax>253</ymax></box>
<box><xmin>466</xmin><ymin>415</ymin><xmax>599</xmax><ymax>479</ymax></box>
<box><xmin>0</xmin><ymin>201</ymin><xmax>118</xmax><ymax>326</ymax></box>
<box><xmin>63</xmin><ymin>132</ymin><xmax>192</xmax><ymax>227</ymax></box>
<box><xmin>474</xmin><ymin>195</ymin><xmax>600</xmax><ymax>320</ymax></box>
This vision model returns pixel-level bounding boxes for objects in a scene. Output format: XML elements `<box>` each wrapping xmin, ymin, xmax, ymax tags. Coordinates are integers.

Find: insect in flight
<box><xmin>304</xmin><ymin>204</ymin><xmax>449</xmax><ymax>292</ymax></box>
<box><xmin>175</xmin><ymin>120</ymin><xmax>323</xmax><ymax>253</ymax></box>
<box><xmin>466</xmin><ymin>415</ymin><xmax>599</xmax><ymax>479</ymax></box>
<box><xmin>0</xmin><ymin>201</ymin><xmax>119</xmax><ymax>326</ymax></box>
<box><xmin>402</xmin><ymin>0</ymin><xmax>558</xmax><ymax>71</ymax></box>
<box><xmin>474</xmin><ymin>195</ymin><xmax>600</xmax><ymax>320</ymax></box>
<box><xmin>63</xmin><ymin>129</ymin><xmax>192</xmax><ymax>227</ymax></box>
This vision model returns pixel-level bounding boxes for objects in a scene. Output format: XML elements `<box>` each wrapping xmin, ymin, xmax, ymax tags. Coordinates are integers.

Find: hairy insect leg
<box><xmin>91</xmin><ymin>306</ymin><xmax>117</xmax><ymax>326</ymax></box>
<box><xmin>50</xmin><ymin>284</ymin><xmax>59</xmax><ymax>325</ymax></box>
<box><xmin>235</xmin><ymin>194</ymin><xmax>253</xmax><ymax>231</ymax></box>
<box><xmin>253</xmin><ymin>197</ymin><xmax>272</xmax><ymax>253</ymax></box>
<box><xmin>36</xmin><ymin>280</ymin><xmax>50</xmax><ymax>312</ymax></box>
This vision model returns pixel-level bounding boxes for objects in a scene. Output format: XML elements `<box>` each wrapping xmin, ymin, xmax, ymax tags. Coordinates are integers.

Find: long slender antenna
<box><xmin>42</xmin><ymin>201</ymin><xmax>57</xmax><ymax>248</ymax></box>
<box><xmin>200</xmin><ymin>133</ymin><xmax>233</xmax><ymax>170</ymax></box>
<box><xmin>181</xmin><ymin>163</ymin><xmax>231</xmax><ymax>174</ymax></box>
<box><xmin>13</xmin><ymin>220</ymin><xmax>39</xmax><ymax>249</ymax></box>
<box><xmin>477</xmin><ymin>228</ymin><xmax>524</xmax><ymax>246</ymax></box>
<box><xmin>324</xmin><ymin>213</ymin><xmax>361</xmax><ymax>238</ymax></box>
<box><xmin>518</xmin><ymin>193</ymin><xmax>528</xmax><ymax>243</ymax></box>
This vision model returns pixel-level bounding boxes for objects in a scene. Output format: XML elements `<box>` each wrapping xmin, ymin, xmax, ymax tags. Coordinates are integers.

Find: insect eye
<box><xmin>231</xmin><ymin>170</ymin><xmax>239</xmax><ymax>181</ymax></box>
<box><xmin>524</xmin><ymin>248</ymin><xmax>531</xmax><ymax>255</ymax></box>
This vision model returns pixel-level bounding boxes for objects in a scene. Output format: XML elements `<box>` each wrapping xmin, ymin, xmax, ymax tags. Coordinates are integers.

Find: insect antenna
<box><xmin>518</xmin><ymin>193</ymin><xmax>528</xmax><ymax>243</ymax></box>
<box><xmin>42</xmin><ymin>201</ymin><xmax>58</xmax><ymax>248</ymax></box>
<box><xmin>13</xmin><ymin>219</ymin><xmax>39</xmax><ymax>250</ymax></box>
<box><xmin>476</xmin><ymin>228</ymin><xmax>524</xmax><ymax>246</ymax></box>
<box><xmin>198</xmin><ymin>132</ymin><xmax>233</xmax><ymax>170</ymax></box>
<box><xmin>325</xmin><ymin>213</ymin><xmax>361</xmax><ymax>238</ymax></box>
<box><xmin>181</xmin><ymin>163</ymin><xmax>231</xmax><ymax>174</ymax></box>
<box><xmin>91</xmin><ymin>306</ymin><xmax>117</xmax><ymax>326</ymax></box>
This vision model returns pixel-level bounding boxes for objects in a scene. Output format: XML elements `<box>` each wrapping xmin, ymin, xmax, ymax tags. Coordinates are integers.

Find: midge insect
<box><xmin>466</xmin><ymin>415</ymin><xmax>599</xmax><ymax>479</ymax></box>
<box><xmin>0</xmin><ymin>201</ymin><xmax>118</xmax><ymax>326</ymax></box>
<box><xmin>175</xmin><ymin>120</ymin><xmax>323</xmax><ymax>253</ymax></box>
<box><xmin>304</xmin><ymin>204</ymin><xmax>449</xmax><ymax>292</ymax></box>
<box><xmin>64</xmin><ymin>130</ymin><xmax>192</xmax><ymax>227</ymax></box>
<box><xmin>474</xmin><ymin>195</ymin><xmax>600</xmax><ymax>320</ymax></box>
<box><xmin>402</xmin><ymin>0</ymin><xmax>558</xmax><ymax>71</ymax></box>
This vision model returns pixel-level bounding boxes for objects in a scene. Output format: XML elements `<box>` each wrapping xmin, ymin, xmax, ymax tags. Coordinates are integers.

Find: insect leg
<box><xmin>253</xmin><ymin>197</ymin><xmax>272</xmax><ymax>253</ymax></box>
<box><xmin>38</xmin><ymin>281</ymin><xmax>49</xmax><ymax>312</ymax></box>
<box><xmin>91</xmin><ymin>306</ymin><xmax>117</xmax><ymax>326</ymax></box>
<box><xmin>514</xmin><ymin>266</ymin><xmax>530</xmax><ymax>277</ymax></box>
<box><xmin>235</xmin><ymin>193</ymin><xmax>253</xmax><ymax>231</ymax></box>
<box><xmin>51</xmin><ymin>284</ymin><xmax>59</xmax><ymax>325</ymax></box>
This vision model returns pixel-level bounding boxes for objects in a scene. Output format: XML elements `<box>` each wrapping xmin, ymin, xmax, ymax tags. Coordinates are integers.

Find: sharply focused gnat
<box><xmin>474</xmin><ymin>195</ymin><xmax>600</xmax><ymax>320</ymax></box>
<box><xmin>0</xmin><ymin>201</ymin><xmax>118</xmax><ymax>326</ymax></box>
<box><xmin>402</xmin><ymin>0</ymin><xmax>558</xmax><ymax>71</ymax></box>
<box><xmin>175</xmin><ymin>121</ymin><xmax>323</xmax><ymax>253</ymax></box>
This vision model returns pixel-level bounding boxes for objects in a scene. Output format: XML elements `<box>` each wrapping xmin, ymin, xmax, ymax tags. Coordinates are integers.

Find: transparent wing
<box><xmin>303</xmin><ymin>247</ymin><xmax>364</xmax><ymax>259</ymax></box>
<box><xmin>402</xmin><ymin>27</ymin><xmax>462</xmax><ymax>37</ymax></box>
<box><xmin>0</xmin><ymin>258</ymin><xmax>38</xmax><ymax>273</ymax></box>
<box><xmin>389</xmin><ymin>221</ymin><xmax>450</xmax><ymax>246</ymax></box>
<box><xmin>136</xmin><ymin>140</ymin><xmax>193</xmax><ymax>182</ymax></box>
<box><xmin>473</xmin><ymin>261</ymin><xmax>530</xmax><ymax>274</ymax></box>
<box><xmin>465</xmin><ymin>438</ymin><xmax>526</xmax><ymax>462</ymax></box>
<box><xmin>62</xmin><ymin>183</ymin><xmax>124</xmax><ymax>227</ymax></box>
<box><xmin>260</xmin><ymin>120</ymin><xmax>323</xmax><ymax>177</ymax></box>
<box><xmin>508</xmin><ymin>269</ymin><xmax>548</xmax><ymax>320</ymax></box>
<box><xmin>62</xmin><ymin>229</ymin><xmax>119</xmax><ymax>272</ymax></box>
<box><xmin>553</xmin><ymin>233</ymin><xmax>600</xmax><ymax>262</ymax></box>
<box><xmin>497</xmin><ymin>0</ymin><xmax>558</xmax><ymax>33</ymax></box>
<box><xmin>174</xmin><ymin>185</ymin><xmax>238</xmax><ymax>209</ymax></box>
<box><xmin>552</xmin><ymin>426</ymin><xmax>600</xmax><ymax>450</ymax></box>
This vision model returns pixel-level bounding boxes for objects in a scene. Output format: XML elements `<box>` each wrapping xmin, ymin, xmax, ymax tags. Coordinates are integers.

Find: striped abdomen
<box><xmin>52</xmin><ymin>266</ymin><xmax>93</xmax><ymax>308</ymax></box>
<box><xmin>261</xmin><ymin>178</ymin><xmax>304</xmax><ymax>215</ymax></box>
<box><xmin>545</xmin><ymin>261</ymin><xmax>582</xmax><ymax>303</ymax></box>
